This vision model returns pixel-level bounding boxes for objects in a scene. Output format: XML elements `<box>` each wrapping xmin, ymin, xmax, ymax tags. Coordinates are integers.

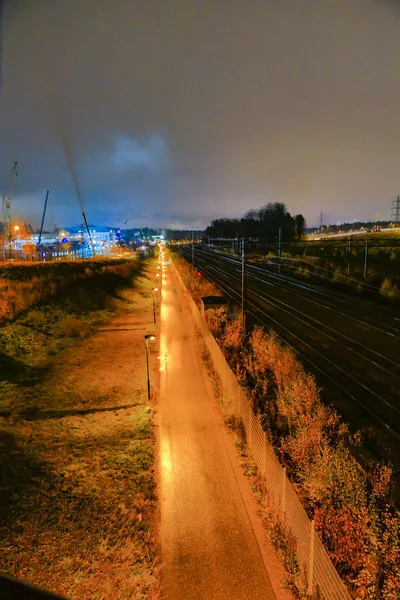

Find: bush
<box><xmin>220</xmin><ymin>324</ymin><xmax>400</xmax><ymax>598</ymax></box>
<box><xmin>380</xmin><ymin>277</ymin><xmax>400</xmax><ymax>299</ymax></box>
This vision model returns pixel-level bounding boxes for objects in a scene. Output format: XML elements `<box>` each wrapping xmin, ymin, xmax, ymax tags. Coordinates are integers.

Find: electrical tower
<box><xmin>391</xmin><ymin>195</ymin><xmax>400</xmax><ymax>223</ymax></box>
<box><xmin>319</xmin><ymin>211</ymin><xmax>324</xmax><ymax>230</ymax></box>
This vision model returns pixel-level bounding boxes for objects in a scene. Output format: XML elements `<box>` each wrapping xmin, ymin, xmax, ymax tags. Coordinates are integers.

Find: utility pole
<box><xmin>391</xmin><ymin>195</ymin><xmax>400</xmax><ymax>223</ymax></box>
<box><xmin>241</xmin><ymin>238</ymin><xmax>246</xmax><ymax>329</ymax></box>
<box><xmin>364</xmin><ymin>239</ymin><xmax>369</xmax><ymax>279</ymax></box>
<box><xmin>192</xmin><ymin>230</ymin><xmax>195</xmax><ymax>267</ymax></box>
<box><xmin>277</xmin><ymin>227</ymin><xmax>282</xmax><ymax>276</ymax></box>
<box><xmin>347</xmin><ymin>237</ymin><xmax>351</xmax><ymax>277</ymax></box>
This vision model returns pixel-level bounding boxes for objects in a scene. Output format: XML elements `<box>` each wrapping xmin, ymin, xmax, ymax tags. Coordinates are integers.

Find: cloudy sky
<box><xmin>1</xmin><ymin>0</ymin><xmax>399</xmax><ymax>230</ymax></box>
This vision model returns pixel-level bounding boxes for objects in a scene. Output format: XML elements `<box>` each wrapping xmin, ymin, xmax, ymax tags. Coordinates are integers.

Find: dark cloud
<box><xmin>1</xmin><ymin>0</ymin><xmax>399</xmax><ymax>229</ymax></box>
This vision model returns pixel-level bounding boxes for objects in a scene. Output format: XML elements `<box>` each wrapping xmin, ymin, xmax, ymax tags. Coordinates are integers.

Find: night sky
<box><xmin>1</xmin><ymin>0</ymin><xmax>399</xmax><ymax>230</ymax></box>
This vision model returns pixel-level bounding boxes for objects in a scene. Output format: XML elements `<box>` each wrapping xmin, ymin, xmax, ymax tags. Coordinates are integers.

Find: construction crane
<box><xmin>1</xmin><ymin>161</ymin><xmax>18</xmax><ymax>241</ymax></box>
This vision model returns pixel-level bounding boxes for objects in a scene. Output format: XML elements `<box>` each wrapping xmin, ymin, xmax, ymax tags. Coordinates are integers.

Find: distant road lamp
<box><xmin>152</xmin><ymin>287</ymin><xmax>158</xmax><ymax>324</ymax></box>
<box><xmin>144</xmin><ymin>334</ymin><xmax>156</xmax><ymax>401</ymax></box>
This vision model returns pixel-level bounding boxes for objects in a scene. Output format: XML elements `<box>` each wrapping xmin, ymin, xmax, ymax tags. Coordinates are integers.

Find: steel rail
<box><xmin>245</xmin><ymin>270</ymin><xmax>400</xmax><ymax>376</ymax></box>
<box><xmin>179</xmin><ymin>247</ymin><xmax>400</xmax><ymax>442</ymax></box>
<box><xmin>247</xmin><ymin>259</ymin><xmax>400</xmax><ymax>337</ymax></box>
<box><xmin>194</xmin><ymin>245</ymin><xmax>400</xmax><ymax>338</ymax></box>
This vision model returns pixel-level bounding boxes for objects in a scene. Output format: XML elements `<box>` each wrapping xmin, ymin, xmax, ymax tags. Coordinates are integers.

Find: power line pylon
<box><xmin>391</xmin><ymin>195</ymin><xmax>400</xmax><ymax>223</ymax></box>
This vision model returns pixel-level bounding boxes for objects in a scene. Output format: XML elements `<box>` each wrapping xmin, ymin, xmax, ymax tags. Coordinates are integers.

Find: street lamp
<box><xmin>144</xmin><ymin>334</ymin><xmax>156</xmax><ymax>401</ymax></box>
<box><xmin>152</xmin><ymin>287</ymin><xmax>158</xmax><ymax>324</ymax></box>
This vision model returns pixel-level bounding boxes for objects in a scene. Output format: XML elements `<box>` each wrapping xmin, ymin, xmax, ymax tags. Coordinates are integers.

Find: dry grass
<box><xmin>0</xmin><ymin>258</ymin><xmax>140</xmax><ymax>323</ymax></box>
<box><xmin>0</xmin><ymin>409</ymin><xmax>159</xmax><ymax>599</ymax></box>
<box><xmin>0</xmin><ymin>258</ymin><xmax>161</xmax><ymax>599</ymax></box>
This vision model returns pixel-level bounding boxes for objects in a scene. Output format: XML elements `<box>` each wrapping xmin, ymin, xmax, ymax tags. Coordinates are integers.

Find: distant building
<box><xmin>12</xmin><ymin>225</ymin><xmax>117</xmax><ymax>255</ymax></box>
<box><xmin>68</xmin><ymin>226</ymin><xmax>117</xmax><ymax>252</ymax></box>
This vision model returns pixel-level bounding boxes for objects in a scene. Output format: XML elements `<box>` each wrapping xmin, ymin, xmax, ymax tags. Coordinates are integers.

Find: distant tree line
<box><xmin>205</xmin><ymin>203</ymin><xmax>305</xmax><ymax>241</ymax></box>
<box><xmin>165</xmin><ymin>229</ymin><xmax>199</xmax><ymax>241</ymax></box>
<box><xmin>316</xmin><ymin>220</ymin><xmax>398</xmax><ymax>234</ymax></box>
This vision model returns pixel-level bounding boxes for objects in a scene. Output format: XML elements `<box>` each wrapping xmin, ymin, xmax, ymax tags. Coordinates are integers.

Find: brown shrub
<box><xmin>222</xmin><ymin>321</ymin><xmax>399</xmax><ymax>598</ymax></box>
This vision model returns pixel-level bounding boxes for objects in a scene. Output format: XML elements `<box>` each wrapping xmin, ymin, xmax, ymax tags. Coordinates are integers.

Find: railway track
<box><xmin>177</xmin><ymin>244</ymin><xmax>400</xmax><ymax>467</ymax></box>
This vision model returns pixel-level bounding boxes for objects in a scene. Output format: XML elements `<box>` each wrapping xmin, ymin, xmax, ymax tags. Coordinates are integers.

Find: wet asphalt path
<box><xmin>159</xmin><ymin>258</ymin><xmax>275</xmax><ymax>600</ymax></box>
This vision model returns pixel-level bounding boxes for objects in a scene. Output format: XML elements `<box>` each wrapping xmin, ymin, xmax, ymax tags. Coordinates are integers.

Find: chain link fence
<box><xmin>172</xmin><ymin>259</ymin><xmax>351</xmax><ymax>600</ymax></box>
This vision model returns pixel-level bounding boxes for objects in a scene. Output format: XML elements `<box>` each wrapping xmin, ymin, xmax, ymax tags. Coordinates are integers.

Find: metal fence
<box><xmin>172</xmin><ymin>259</ymin><xmax>351</xmax><ymax>600</ymax></box>
<box><xmin>0</xmin><ymin>249</ymin><xmax>130</xmax><ymax>263</ymax></box>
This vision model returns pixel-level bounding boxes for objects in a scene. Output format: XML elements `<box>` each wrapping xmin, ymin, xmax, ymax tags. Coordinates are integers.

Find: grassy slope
<box><xmin>0</xmin><ymin>259</ymin><xmax>160</xmax><ymax>599</ymax></box>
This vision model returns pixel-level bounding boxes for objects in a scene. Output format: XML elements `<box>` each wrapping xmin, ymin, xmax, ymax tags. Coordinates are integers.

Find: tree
<box><xmin>205</xmin><ymin>202</ymin><xmax>299</xmax><ymax>241</ymax></box>
<box><xmin>294</xmin><ymin>214</ymin><xmax>306</xmax><ymax>240</ymax></box>
<box><xmin>256</xmin><ymin>202</ymin><xmax>296</xmax><ymax>241</ymax></box>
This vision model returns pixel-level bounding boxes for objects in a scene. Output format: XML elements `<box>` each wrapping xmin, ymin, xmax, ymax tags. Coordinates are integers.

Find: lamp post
<box><xmin>10</xmin><ymin>225</ymin><xmax>19</xmax><ymax>260</ymax></box>
<box><xmin>144</xmin><ymin>334</ymin><xmax>156</xmax><ymax>401</ymax></box>
<box><xmin>152</xmin><ymin>288</ymin><xmax>158</xmax><ymax>324</ymax></box>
